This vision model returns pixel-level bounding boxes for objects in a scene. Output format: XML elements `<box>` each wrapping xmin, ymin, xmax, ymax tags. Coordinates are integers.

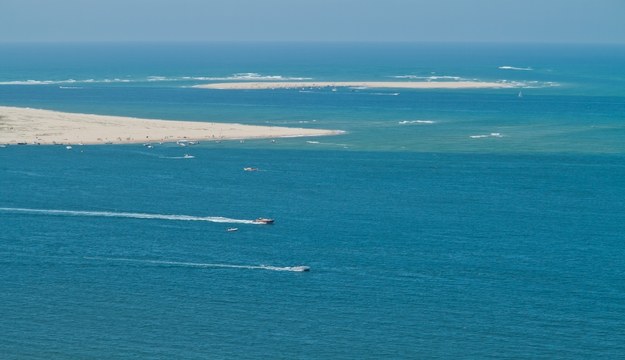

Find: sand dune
<box><xmin>194</xmin><ymin>81</ymin><xmax>515</xmax><ymax>90</ymax></box>
<box><xmin>0</xmin><ymin>106</ymin><xmax>343</xmax><ymax>145</ymax></box>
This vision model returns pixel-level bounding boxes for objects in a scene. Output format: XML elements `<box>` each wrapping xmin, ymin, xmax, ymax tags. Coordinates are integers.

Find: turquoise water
<box><xmin>1</xmin><ymin>43</ymin><xmax>625</xmax><ymax>358</ymax></box>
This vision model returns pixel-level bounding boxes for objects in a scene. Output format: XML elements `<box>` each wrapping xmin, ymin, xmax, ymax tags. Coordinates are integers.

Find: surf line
<box><xmin>0</xmin><ymin>207</ymin><xmax>258</xmax><ymax>224</ymax></box>
<box><xmin>84</xmin><ymin>257</ymin><xmax>310</xmax><ymax>272</ymax></box>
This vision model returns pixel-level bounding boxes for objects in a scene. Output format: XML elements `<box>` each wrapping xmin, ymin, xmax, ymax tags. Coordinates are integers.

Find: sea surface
<box><xmin>1</xmin><ymin>42</ymin><xmax>625</xmax><ymax>359</ymax></box>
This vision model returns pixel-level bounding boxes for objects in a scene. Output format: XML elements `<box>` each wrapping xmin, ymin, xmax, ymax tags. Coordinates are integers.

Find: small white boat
<box><xmin>243</xmin><ymin>167</ymin><xmax>259</xmax><ymax>171</ymax></box>
<box><xmin>183</xmin><ymin>154</ymin><xmax>195</xmax><ymax>159</ymax></box>
<box><xmin>287</xmin><ymin>266</ymin><xmax>310</xmax><ymax>272</ymax></box>
<box><xmin>66</xmin><ymin>145</ymin><xmax>72</xmax><ymax>150</ymax></box>
<box><xmin>253</xmin><ymin>218</ymin><xmax>275</xmax><ymax>225</ymax></box>
<box><xmin>227</xmin><ymin>228</ymin><xmax>238</xmax><ymax>232</ymax></box>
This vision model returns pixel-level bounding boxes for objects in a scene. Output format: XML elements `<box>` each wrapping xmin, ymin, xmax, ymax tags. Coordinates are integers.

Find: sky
<box><xmin>1</xmin><ymin>0</ymin><xmax>624</xmax><ymax>43</ymax></box>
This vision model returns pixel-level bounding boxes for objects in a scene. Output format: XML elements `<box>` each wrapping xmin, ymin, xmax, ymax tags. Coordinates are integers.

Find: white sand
<box><xmin>194</xmin><ymin>81</ymin><xmax>515</xmax><ymax>90</ymax></box>
<box><xmin>0</xmin><ymin>106</ymin><xmax>343</xmax><ymax>145</ymax></box>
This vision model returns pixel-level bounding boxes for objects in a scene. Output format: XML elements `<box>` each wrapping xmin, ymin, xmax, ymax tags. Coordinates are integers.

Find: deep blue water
<box><xmin>1</xmin><ymin>43</ymin><xmax>625</xmax><ymax>358</ymax></box>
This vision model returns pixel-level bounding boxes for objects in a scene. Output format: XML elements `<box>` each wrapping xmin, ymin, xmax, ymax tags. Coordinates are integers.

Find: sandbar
<box><xmin>0</xmin><ymin>106</ymin><xmax>343</xmax><ymax>145</ymax></box>
<box><xmin>194</xmin><ymin>81</ymin><xmax>515</xmax><ymax>90</ymax></box>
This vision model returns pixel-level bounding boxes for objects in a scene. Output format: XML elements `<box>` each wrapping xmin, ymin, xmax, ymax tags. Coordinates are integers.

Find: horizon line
<box><xmin>1</xmin><ymin>39</ymin><xmax>624</xmax><ymax>46</ymax></box>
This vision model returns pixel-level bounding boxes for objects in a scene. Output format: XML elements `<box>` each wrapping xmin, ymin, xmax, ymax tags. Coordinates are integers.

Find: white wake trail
<box><xmin>0</xmin><ymin>207</ymin><xmax>258</xmax><ymax>224</ymax></box>
<box><xmin>84</xmin><ymin>257</ymin><xmax>310</xmax><ymax>272</ymax></box>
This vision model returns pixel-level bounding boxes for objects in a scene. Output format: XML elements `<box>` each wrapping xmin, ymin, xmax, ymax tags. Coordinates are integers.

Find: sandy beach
<box><xmin>0</xmin><ymin>106</ymin><xmax>343</xmax><ymax>145</ymax></box>
<box><xmin>194</xmin><ymin>81</ymin><xmax>515</xmax><ymax>90</ymax></box>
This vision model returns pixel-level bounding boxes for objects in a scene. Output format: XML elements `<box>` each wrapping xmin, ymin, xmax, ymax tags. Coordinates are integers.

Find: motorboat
<box><xmin>253</xmin><ymin>218</ymin><xmax>274</xmax><ymax>224</ymax></box>
<box><xmin>227</xmin><ymin>227</ymin><xmax>238</xmax><ymax>232</ymax></box>
<box><xmin>243</xmin><ymin>167</ymin><xmax>259</xmax><ymax>171</ymax></box>
<box><xmin>287</xmin><ymin>266</ymin><xmax>310</xmax><ymax>272</ymax></box>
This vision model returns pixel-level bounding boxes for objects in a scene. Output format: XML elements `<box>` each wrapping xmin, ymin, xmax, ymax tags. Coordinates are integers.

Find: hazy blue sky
<box><xmin>1</xmin><ymin>0</ymin><xmax>624</xmax><ymax>43</ymax></box>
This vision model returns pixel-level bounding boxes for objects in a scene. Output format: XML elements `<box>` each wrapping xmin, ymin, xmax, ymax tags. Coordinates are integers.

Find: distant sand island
<box><xmin>0</xmin><ymin>106</ymin><xmax>343</xmax><ymax>145</ymax></box>
<box><xmin>194</xmin><ymin>81</ymin><xmax>515</xmax><ymax>90</ymax></box>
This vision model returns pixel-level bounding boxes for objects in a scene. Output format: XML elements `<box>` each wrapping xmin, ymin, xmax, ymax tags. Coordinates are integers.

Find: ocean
<box><xmin>1</xmin><ymin>42</ymin><xmax>625</xmax><ymax>358</ymax></box>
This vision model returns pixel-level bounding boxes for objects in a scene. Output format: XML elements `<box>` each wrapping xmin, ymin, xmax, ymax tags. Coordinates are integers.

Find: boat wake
<box><xmin>398</xmin><ymin>120</ymin><xmax>435</xmax><ymax>125</ymax></box>
<box><xmin>470</xmin><ymin>132</ymin><xmax>504</xmax><ymax>139</ymax></box>
<box><xmin>0</xmin><ymin>207</ymin><xmax>258</xmax><ymax>224</ymax></box>
<box><xmin>84</xmin><ymin>257</ymin><xmax>310</xmax><ymax>272</ymax></box>
<box><xmin>159</xmin><ymin>155</ymin><xmax>195</xmax><ymax>159</ymax></box>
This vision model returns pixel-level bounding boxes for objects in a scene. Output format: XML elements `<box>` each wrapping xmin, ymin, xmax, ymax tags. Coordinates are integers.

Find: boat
<box><xmin>288</xmin><ymin>266</ymin><xmax>310</xmax><ymax>272</ymax></box>
<box><xmin>253</xmin><ymin>218</ymin><xmax>274</xmax><ymax>224</ymax></box>
<box><xmin>226</xmin><ymin>227</ymin><xmax>238</xmax><ymax>232</ymax></box>
<box><xmin>518</xmin><ymin>91</ymin><xmax>523</xmax><ymax>98</ymax></box>
<box><xmin>183</xmin><ymin>154</ymin><xmax>194</xmax><ymax>159</ymax></box>
<box><xmin>243</xmin><ymin>167</ymin><xmax>259</xmax><ymax>171</ymax></box>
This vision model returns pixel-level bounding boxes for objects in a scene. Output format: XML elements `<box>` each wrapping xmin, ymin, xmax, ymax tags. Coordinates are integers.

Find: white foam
<box><xmin>0</xmin><ymin>207</ymin><xmax>258</xmax><ymax>224</ymax></box>
<box><xmin>0</xmin><ymin>73</ymin><xmax>311</xmax><ymax>86</ymax></box>
<box><xmin>498</xmin><ymin>66</ymin><xmax>533</xmax><ymax>71</ymax></box>
<box><xmin>0</xmin><ymin>78</ymin><xmax>129</xmax><ymax>85</ymax></box>
<box><xmin>398</xmin><ymin>120</ymin><xmax>435</xmax><ymax>125</ymax></box>
<box><xmin>183</xmin><ymin>73</ymin><xmax>312</xmax><ymax>81</ymax></box>
<box><xmin>0</xmin><ymin>79</ymin><xmax>71</xmax><ymax>85</ymax></box>
<box><xmin>147</xmin><ymin>76</ymin><xmax>169</xmax><ymax>81</ymax></box>
<box><xmin>84</xmin><ymin>257</ymin><xmax>310</xmax><ymax>272</ymax></box>
<box><xmin>514</xmin><ymin>80</ymin><xmax>559</xmax><ymax>88</ymax></box>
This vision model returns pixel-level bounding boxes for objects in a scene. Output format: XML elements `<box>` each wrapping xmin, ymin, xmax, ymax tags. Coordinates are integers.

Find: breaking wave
<box><xmin>0</xmin><ymin>73</ymin><xmax>311</xmax><ymax>86</ymax></box>
<box><xmin>185</xmin><ymin>72</ymin><xmax>312</xmax><ymax>81</ymax></box>
<box><xmin>84</xmin><ymin>257</ymin><xmax>310</xmax><ymax>272</ymax></box>
<box><xmin>0</xmin><ymin>78</ymin><xmax>133</xmax><ymax>85</ymax></box>
<box><xmin>0</xmin><ymin>207</ymin><xmax>259</xmax><ymax>224</ymax></box>
<box><xmin>496</xmin><ymin>80</ymin><xmax>559</xmax><ymax>88</ymax></box>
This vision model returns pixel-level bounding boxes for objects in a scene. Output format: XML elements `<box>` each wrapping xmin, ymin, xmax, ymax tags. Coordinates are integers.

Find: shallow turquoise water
<box><xmin>1</xmin><ymin>43</ymin><xmax>625</xmax><ymax>358</ymax></box>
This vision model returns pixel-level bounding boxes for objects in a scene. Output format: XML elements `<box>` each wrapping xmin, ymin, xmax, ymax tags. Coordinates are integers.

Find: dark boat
<box><xmin>253</xmin><ymin>218</ymin><xmax>274</xmax><ymax>224</ymax></box>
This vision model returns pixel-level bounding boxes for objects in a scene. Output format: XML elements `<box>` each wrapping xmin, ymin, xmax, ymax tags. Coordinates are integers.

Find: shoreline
<box><xmin>0</xmin><ymin>106</ymin><xmax>344</xmax><ymax>146</ymax></box>
<box><xmin>193</xmin><ymin>81</ymin><xmax>516</xmax><ymax>90</ymax></box>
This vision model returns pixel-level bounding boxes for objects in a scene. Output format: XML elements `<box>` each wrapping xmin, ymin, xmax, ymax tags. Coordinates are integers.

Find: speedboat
<box><xmin>183</xmin><ymin>154</ymin><xmax>195</xmax><ymax>159</ymax></box>
<box><xmin>289</xmin><ymin>266</ymin><xmax>310</xmax><ymax>272</ymax></box>
<box><xmin>243</xmin><ymin>167</ymin><xmax>259</xmax><ymax>171</ymax></box>
<box><xmin>227</xmin><ymin>227</ymin><xmax>238</xmax><ymax>232</ymax></box>
<box><xmin>253</xmin><ymin>218</ymin><xmax>274</xmax><ymax>225</ymax></box>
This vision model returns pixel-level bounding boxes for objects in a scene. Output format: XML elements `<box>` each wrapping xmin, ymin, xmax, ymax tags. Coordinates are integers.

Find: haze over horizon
<box><xmin>1</xmin><ymin>0</ymin><xmax>624</xmax><ymax>44</ymax></box>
